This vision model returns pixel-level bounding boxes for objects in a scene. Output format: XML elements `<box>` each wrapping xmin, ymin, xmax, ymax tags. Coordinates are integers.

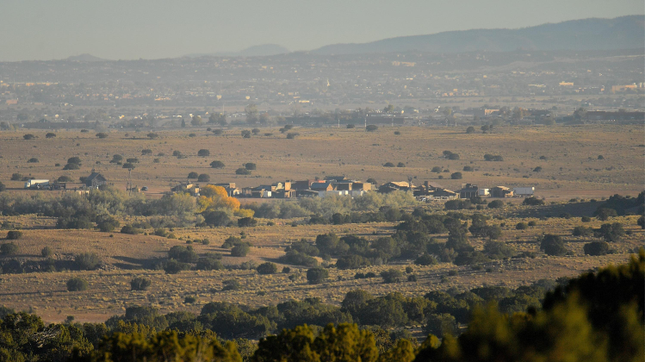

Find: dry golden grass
<box><xmin>1</xmin><ymin>124</ymin><xmax>642</xmax><ymax>199</ymax></box>
<box><xmin>0</xmin><ymin>125</ymin><xmax>643</xmax><ymax>323</ymax></box>
<box><xmin>0</xmin><ymin>213</ymin><xmax>642</xmax><ymax>323</ymax></box>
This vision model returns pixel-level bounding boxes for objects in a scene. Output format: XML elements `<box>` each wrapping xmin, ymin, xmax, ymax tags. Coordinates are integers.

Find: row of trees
<box><xmin>1</xmin><ymin>250</ymin><xmax>641</xmax><ymax>361</ymax></box>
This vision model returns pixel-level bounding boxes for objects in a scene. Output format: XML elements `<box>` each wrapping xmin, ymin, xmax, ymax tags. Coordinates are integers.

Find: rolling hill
<box><xmin>312</xmin><ymin>15</ymin><xmax>644</xmax><ymax>55</ymax></box>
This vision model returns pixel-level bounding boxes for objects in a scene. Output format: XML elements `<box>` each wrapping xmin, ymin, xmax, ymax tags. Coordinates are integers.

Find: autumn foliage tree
<box><xmin>198</xmin><ymin>185</ymin><xmax>241</xmax><ymax>212</ymax></box>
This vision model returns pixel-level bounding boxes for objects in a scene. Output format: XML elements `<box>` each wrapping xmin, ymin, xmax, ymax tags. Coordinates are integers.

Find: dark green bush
<box><xmin>41</xmin><ymin>247</ymin><xmax>53</xmax><ymax>258</ymax></box>
<box><xmin>120</xmin><ymin>225</ymin><xmax>140</xmax><ymax>235</ymax></box>
<box><xmin>130</xmin><ymin>277</ymin><xmax>151</xmax><ymax>291</ymax></box>
<box><xmin>67</xmin><ymin>278</ymin><xmax>88</xmax><ymax>291</ymax></box>
<box><xmin>210</xmin><ymin>161</ymin><xmax>225</xmax><ymax>169</ymax></box>
<box><xmin>572</xmin><ymin>226</ymin><xmax>594</xmax><ymax>237</ymax></box>
<box><xmin>522</xmin><ymin>197</ymin><xmax>544</xmax><ymax>206</ymax></box>
<box><xmin>231</xmin><ymin>244</ymin><xmax>251</xmax><ymax>257</ymax></box>
<box><xmin>415</xmin><ymin>253</ymin><xmax>437</xmax><ymax>266</ymax></box>
<box><xmin>6</xmin><ymin>231</ymin><xmax>22</xmax><ymax>240</ymax></box>
<box><xmin>222</xmin><ymin>279</ymin><xmax>241</xmax><ymax>291</ymax></box>
<box><xmin>74</xmin><ymin>253</ymin><xmax>101</xmax><ymax>270</ymax></box>
<box><xmin>238</xmin><ymin>217</ymin><xmax>257</xmax><ymax>227</ymax></box>
<box><xmin>0</xmin><ymin>242</ymin><xmax>19</xmax><ymax>256</ymax></box>
<box><xmin>583</xmin><ymin>241</ymin><xmax>610</xmax><ymax>256</ymax></box>
<box><xmin>540</xmin><ymin>234</ymin><xmax>568</xmax><ymax>256</ymax></box>
<box><xmin>257</xmin><ymin>262</ymin><xmax>278</xmax><ymax>275</ymax></box>
<box><xmin>163</xmin><ymin>259</ymin><xmax>189</xmax><ymax>274</ymax></box>
<box><xmin>488</xmin><ymin>200</ymin><xmax>504</xmax><ymax>209</ymax></box>
<box><xmin>307</xmin><ymin>268</ymin><xmax>329</xmax><ymax>284</ymax></box>
<box><xmin>380</xmin><ymin>269</ymin><xmax>403</xmax><ymax>283</ymax></box>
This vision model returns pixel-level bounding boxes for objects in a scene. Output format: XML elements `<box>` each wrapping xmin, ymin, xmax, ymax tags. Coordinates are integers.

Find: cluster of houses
<box><xmin>376</xmin><ymin>181</ymin><xmax>534</xmax><ymax>201</ymax></box>
<box><xmin>174</xmin><ymin>176</ymin><xmax>374</xmax><ymax>199</ymax></box>
<box><xmin>172</xmin><ymin>177</ymin><xmax>535</xmax><ymax>201</ymax></box>
<box><xmin>457</xmin><ymin>184</ymin><xmax>535</xmax><ymax>198</ymax></box>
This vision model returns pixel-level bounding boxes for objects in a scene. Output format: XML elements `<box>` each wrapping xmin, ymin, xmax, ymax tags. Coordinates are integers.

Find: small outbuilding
<box><xmin>490</xmin><ymin>186</ymin><xmax>514</xmax><ymax>198</ymax></box>
<box><xmin>85</xmin><ymin>172</ymin><xmax>107</xmax><ymax>188</ymax></box>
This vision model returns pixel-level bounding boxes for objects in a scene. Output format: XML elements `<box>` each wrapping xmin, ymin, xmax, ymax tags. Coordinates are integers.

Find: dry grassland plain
<box><xmin>0</xmin><ymin>125</ymin><xmax>642</xmax><ymax>322</ymax></box>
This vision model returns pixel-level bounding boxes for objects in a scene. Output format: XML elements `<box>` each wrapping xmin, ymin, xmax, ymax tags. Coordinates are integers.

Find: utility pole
<box><xmin>127</xmin><ymin>168</ymin><xmax>132</xmax><ymax>195</ymax></box>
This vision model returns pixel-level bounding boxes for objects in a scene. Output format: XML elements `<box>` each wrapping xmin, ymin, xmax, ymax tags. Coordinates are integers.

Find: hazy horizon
<box><xmin>0</xmin><ymin>0</ymin><xmax>642</xmax><ymax>62</ymax></box>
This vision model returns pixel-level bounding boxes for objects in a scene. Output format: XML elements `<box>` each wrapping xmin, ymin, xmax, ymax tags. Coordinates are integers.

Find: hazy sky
<box><xmin>0</xmin><ymin>0</ymin><xmax>642</xmax><ymax>61</ymax></box>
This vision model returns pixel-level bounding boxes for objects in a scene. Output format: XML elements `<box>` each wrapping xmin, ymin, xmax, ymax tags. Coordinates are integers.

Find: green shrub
<box><xmin>307</xmin><ymin>267</ymin><xmax>329</xmax><ymax>284</ymax></box>
<box><xmin>168</xmin><ymin>245</ymin><xmax>198</xmax><ymax>263</ymax></box>
<box><xmin>597</xmin><ymin>223</ymin><xmax>625</xmax><ymax>242</ymax></box>
<box><xmin>594</xmin><ymin>208</ymin><xmax>617</xmax><ymax>221</ymax></box>
<box><xmin>516</xmin><ymin>222</ymin><xmax>528</xmax><ymax>230</ymax></box>
<box><xmin>415</xmin><ymin>253</ymin><xmax>437</xmax><ymax>266</ymax></box>
<box><xmin>97</xmin><ymin>215</ymin><xmax>120</xmax><ymax>232</ymax></box>
<box><xmin>6</xmin><ymin>231</ymin><xmax>22</xmax><ymax>240</ymax></box>
<box><xmin>488</xmin><ymin>200</ymin><xmax>504</xmax><ymax>209</ymax></box>
<box><xmin>163</xmin><ymin>259</ymin><xmax>189</xmax><ymax>274</ymax></box>
<box><xmin>154</xmin><ymin>228</ymin><xmax>168</xmax><ymax>237</ymax></box>
<box><xmin>238</xmin><ymin>217</ymin><xmax>257</xmax><ymax>227</ymax></box>
<box><xmin>120</xmin><ymin>225</ymin><xmax>140</xmax><ymax>235</ymax></box>
<box><xmin>210</xmin><ymin>161</ymin><xmax>225</xmax><ymax>169</ymax></box>
<box><xmin>572</xmin><ymin>226</ymin><xmax>593</xmax><ymax>237</ymax></box>
<box><xmin>380</xmin><ymin>269</ymin><xmax>403</xmax><ymax>283</ymax></box>
<box><xmin>0</xmin><ymin>242</ymin><xmax>19</xmax><ymax>256</ymax></box>
<box><xmin>257</xmin><ymin>262</ymin><xmax>278</xmax><ymax>275</ymax></box>
<box><xmin>74</xmin><ymin>253</ymin><xmax>101</xmax><ymax>270</ymax></box>
<box><xmin>584</xmin><ymin>241</ymin><xmax>610</xmax><ymax>256</ymax></box>
<box><xmin>195</xmin><ymin>257</ymin><xmax>223</xmax><ymax>271</ymax></box>
<box><xmin>67</xmin><ymin>278</ymin><xmax>88</xmax><ymax>292</ymax></box>
<box><xmin>130</xmin><ymin>277</ymin><xmax>151</xmax><ymax>291</ymax></box>
<box><xmin>231</xmin><ymin>244</ymin><xmax>250</xmax><ymax>257</ymax></box>
<box><xmin>41</xmin><ymin>247</ymin><xmax>53</xmax><ymax>258</ymax></box>
<box><xmin>540</xmin><ymin>234</ymin><xmax>568</xmax><ymax>256</ymax></box>
<box><xmin>336</xmin><ymin>255</ymin><xmax>371</xmax><ymax>269</ymax></box>
<box><xmin>222</xmin><ymin>279</ymin><xmax>241</xmax><ymax>291</ymax></box>
<box><xmin>522</xmin><ymin>197</ymin><xmax>544</xmax><ymax>206</ymax></box>
<box><xmin>222</xmin><ymin>236</ymin><xmax>242</xmax><ymax>248</ymax></box>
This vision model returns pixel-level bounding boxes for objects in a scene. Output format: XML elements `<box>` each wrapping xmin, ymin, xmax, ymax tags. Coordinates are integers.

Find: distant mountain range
<box><xmin>186</xmin><ymin>44</ymin><xmax>290</xmax><ymax>58</ymax></box>
<box><xmin>66</xmin><ymin>54</ymin><xmax>106</xmax><ymax>62</ymax></box>
<box><xmin>311</xmin><ymin>15</ymin><xmax>644</xmax><ymax>55</ymax></box>
<box><xmin>64</xmin><ymin>16</ymin><xmax>644</xmax><ymax>61</ymax></box>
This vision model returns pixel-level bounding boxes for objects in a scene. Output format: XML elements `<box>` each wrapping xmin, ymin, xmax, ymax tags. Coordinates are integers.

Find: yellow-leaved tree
<box><xmin>198</xmin><ymin>185</ymin><xmax>240</xmax><ymax>212</ymax></box>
